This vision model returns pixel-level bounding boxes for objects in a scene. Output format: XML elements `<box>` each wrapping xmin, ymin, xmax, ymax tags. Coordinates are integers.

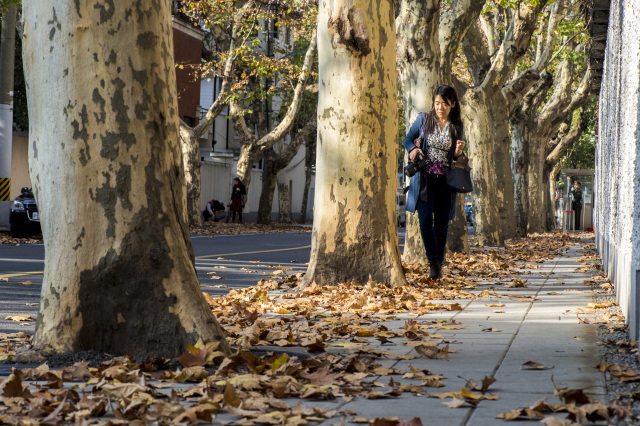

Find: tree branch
<box><xmin>270</xmin><ymin>118</ymin><xmax>317</xmax><ymax>168</ymax></box>
<box><xmin>438</xmin><ymin>0</ymin><xmax>486</xmax><ymax>78</ymax></box>
<box><xmin>461</xmin><ymin>22</ymin><xmax>491</xmax><ymax>86</ymax></box>
<box><xmin>518</xmin><ymin>70</ymin><xmax>553</xmax><ymax>119</ymax></box>
<box><xmin>479</xmin><ymin>12</ymin><xmax>497</xmax><ymax>57</ymax></box>
<box><xmin>531</xmin><ymin>0</ymin><xmax>565</xmax><ymax>74</ymax></box>
<box><xmin>537</xmin><ymin>57</ymin><xmax>591</xmax><ymax>130</ymax></box>
<box><xmin>501</xmin><ymin>69</ymin><xmax>540</xmax><ymax>115</ymax></box>
<box><xmin>545</xmin><ymin>108</ymin><xmax>589</xmax><ymax>167</ymax></box>
<box><xmin>479</xmin><ymin>1</ymin><xmax>548</xmax><ymax>92</ymax></box>
<box><xmin>256</xmin><ymin>31</ymin><xmax>318</xmax><ymax>148</ymax></box>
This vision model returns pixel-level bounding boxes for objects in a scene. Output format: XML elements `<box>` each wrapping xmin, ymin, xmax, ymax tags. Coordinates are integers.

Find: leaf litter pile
<box><xmin>192</xmin><ymin>223</ymin><xmax>312</xmax><ymax>237</ymax></box>
<box><xmin>0</xmin><ymin>233</ymin><xmax>42</xmax><ymax>246</ymax></box>
<box><xmin>0</xmin><ymin>232</ymin><xmax>633</xmax><ymax>425</ymax></box>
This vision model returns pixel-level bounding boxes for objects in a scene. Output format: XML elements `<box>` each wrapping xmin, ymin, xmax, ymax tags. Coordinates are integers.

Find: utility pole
<box><xmin>0</xmin><ymin>4</ymin><xmax>16</xmax><ymax>230</ymax></box>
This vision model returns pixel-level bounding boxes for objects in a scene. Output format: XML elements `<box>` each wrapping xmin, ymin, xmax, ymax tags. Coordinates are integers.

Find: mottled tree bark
<box><xmin>257</xmin><ymin>147</ymin><xmax>280</xmax><ymax>224</ymax></box>
<box><xmin>298</xmin><ymin>139</ymin><xmax>315</xmax><ymax>224</ymax></box>
<box><xmin>21</xmin><ymin>1</ymin><xmax>229</xmax><ymax>359</ymax></box>
<box><xmin>276</xmin><ymin>169</ymin><xmax>291</xmax><ymax>223</ymax></box>
<box><xmin>510</xmin><ymin>119</ymin><xmax>531</xmax><ymax>237</ymax></box>
<box><xmin>461</xmin><ymin>89</ymin><xmax>504</xmax><ymax>246</ymax></box>
<box><xmin>179</xmin><ymin>127</ymin><xmax>202</xmax><ymax>227</ymax></box>
<box><xmin>302</xmin><ymin>0</ymin><xmax>406</xmax><ymax>287</ymax></box>
<box><xmin>527</xmin><ymin>140</ymin><xmax>547</xmax><ymax>233</ymax></box>
<box><xmin>446</xmin><ymin>195</ymin><xmax>469</xmax><ymax>254</ymax></box>
<box><xmin>492</xmin><ymin>100</ymin><xmax>516</xmax><ymax>240</ymax></box>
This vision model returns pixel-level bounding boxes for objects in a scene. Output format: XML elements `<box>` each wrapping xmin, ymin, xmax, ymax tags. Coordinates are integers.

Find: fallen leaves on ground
<box><xmin>2</xmin><ymin>232</ymin><xmax>617</xmax><ymax>424</ymax></box>
<box><xmin>0</xmin><ymin>232</ymin><xmax>42</xmax><ymax>245</ymax></box>
<box><xmin>521</xmin><ymin>361</ymin><xmax>554</xmax><ymax>370</ymax></box>
<box><xmin>192</xmin><ymin>222</ymin><xmax>312</xmax><ymax>236</ymax></box>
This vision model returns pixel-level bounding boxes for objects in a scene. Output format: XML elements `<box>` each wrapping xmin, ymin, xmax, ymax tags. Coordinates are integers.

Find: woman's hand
<box><xmin>455</xmin><ymin>140</ymin><xmax>465</xmax><ymax>157</ymax></box>
<box><xmin>409</xmin><ymin>148</ymin><xmax>423</xmax><ymax>162</ymax></box>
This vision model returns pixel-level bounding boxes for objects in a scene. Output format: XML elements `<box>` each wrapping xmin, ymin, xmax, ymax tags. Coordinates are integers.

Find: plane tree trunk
<box><xmin>301</xmin><ymin>0</ymin><xmax>406</xmax><ymax>287</ymax></box>
<box><xmin>21</xmin><ymin>0</ymin><xmax>229</xmax><ymax>359</ymax></box>
<box><xmin>298</xmin><ymin>137</ymin><xmax>315</xmax><ymax>224</ymax></box>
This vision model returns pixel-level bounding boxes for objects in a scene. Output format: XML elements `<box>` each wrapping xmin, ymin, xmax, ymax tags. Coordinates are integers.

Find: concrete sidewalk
<box><xmin>0</xmin><ymin>236</ymin><xmax>610</xmax><ymax>425</ymax></box>
<box><xmin>326</xmin><ymin>240</ymin><xmax>607</xmax><ymax>424</ymax></box>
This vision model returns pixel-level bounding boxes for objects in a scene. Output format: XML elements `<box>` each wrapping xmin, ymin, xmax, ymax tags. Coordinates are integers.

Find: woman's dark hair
<box><xmin>426</xmin><ymin>85</ymin><xmax>463</xmax><ymax>142</ymax></box>
<box><xmin>234</xmin><ymin>178</ymin><xmax>246</xmax><ymax>191</ymax></box>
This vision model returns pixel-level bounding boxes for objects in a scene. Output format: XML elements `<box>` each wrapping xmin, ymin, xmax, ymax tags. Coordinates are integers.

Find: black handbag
<box><xmin>446</xmin><ymin>154</ymin><xmax>473</xmax><ymax>193</ymax></box>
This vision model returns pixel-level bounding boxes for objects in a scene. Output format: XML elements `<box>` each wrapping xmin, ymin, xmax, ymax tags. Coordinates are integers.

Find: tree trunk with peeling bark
<box><xmin>543</xmin><ymin>164</ymin><xmax>556</xmax><ymax>230</ymax></box>
<box><xmin>492</xmin><ymin>101</ymin><xmax>516</xmax><ymax>240</ymax></box>
<box><xmin>21</xmin><ymin>1</ymin><xmax>229</xmax><ymax>359</ymax></box>
<box><xmin>179</xmin><ymin>127</ymin><xmax>202</xmax><ymax>227</ymax></box>
<box><xmin>446</xmin><ymin>195</ymin><xmax>469</xmax><ymax>253</ymax></box>
<box><xmin>235</xmin><ymin>143</ymin><xmax>260</xmax><ymax>194</ymax></box>
<box><xmin>258</xmin><ymin>121</ymin><xmax>315</xmax><ymax>224</ymax></box>
<box><xmin>276</xmin><ymin>169</ymin><xmax>291</xmax><ymax>223</ymax></box>
<box><xmin>299</xmin><ymin>141</ymin><xmax>314</xmax><ymax>224</ymax></box>
<box><xmin>257</xmin><ymin>148</ymin><xmax>279</xmax><ymax>224</ymax></box>
<box><xmin>301</xmin><ymin>0</ymin><xmax>406</xmax><ymax>287</ymax></box>
<box><xmin>510</xmin><ymin>120</ymin><xmax>530</xmax><ymax>237</ymax></box>
<box><xmin>461</xmin><ymin>90</ymin><xmax>503</xmax><ymax>246</ymax></box>
<box><xmin>527</xmin><ymin>140</ymin><xmax>547</xmax><ymax>233</ymax></box>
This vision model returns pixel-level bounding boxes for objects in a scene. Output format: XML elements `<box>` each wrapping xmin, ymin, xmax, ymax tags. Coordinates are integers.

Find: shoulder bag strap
<box><xmin>420</xmin><ymin>113</ymin><xmax>428</xmax><ymax>150</ymax></box>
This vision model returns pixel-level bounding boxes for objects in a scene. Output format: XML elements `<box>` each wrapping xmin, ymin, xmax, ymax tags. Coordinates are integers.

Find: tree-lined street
<box><xmin>2</xmin><ymin>0</ymin><xmax>637</xmax><ymax>423</ymax></box>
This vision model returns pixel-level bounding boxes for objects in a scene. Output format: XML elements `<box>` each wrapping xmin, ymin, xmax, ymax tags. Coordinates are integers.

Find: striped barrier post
<box><xmin>0</xmin><ymin>177</ymin><xmax>10</xmax><ymax>201</ymax></box>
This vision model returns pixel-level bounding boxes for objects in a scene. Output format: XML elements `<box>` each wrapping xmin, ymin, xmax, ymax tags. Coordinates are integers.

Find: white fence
<box><xmin>200</xmin><ymin>162</ymin><xmax>313</xmax><ymax>220</ymax></box>
<box><xmin>200</xmin><ymin>162</ymin><xmax>233</xmax><ymax>212</ymax></box>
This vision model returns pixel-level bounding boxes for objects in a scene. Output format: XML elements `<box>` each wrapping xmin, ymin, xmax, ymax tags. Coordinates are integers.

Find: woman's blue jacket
<box><xmin>402</xmin><ymin>112</ymin><xmax>463</xmax><ymax>220</ymax></box>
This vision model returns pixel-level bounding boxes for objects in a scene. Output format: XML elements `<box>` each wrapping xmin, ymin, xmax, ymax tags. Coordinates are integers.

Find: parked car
<box><xmin>465</xmin><ymin>203</ymin><xmax>473</xmax><ymax>226</ymax></box>
<box><xmin>397</xmin><ymin>193</ymin><xmax>406</xmax><ymax>227</ymax></box>
<box><xmin>10</xmin><ymin>187</ymin><xmax>41</xmax><ymax>237</ymax></box>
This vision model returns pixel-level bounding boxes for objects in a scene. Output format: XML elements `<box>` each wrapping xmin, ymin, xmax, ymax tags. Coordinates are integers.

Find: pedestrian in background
<box><xmin>402</xmin><ymin>85</ymin><xmax>466</xmax><ymax>280</ymax></box>
<box><xmin>229</xmin><ymin>178</ymin><xmax>247</xmax><ymax>223</ymax></box>
<box><xmin>203</xmin><ymin>199</ymin><xmax>225</xmax><ymax>222</ymax></box>
<box><xmin>571</xmin><ymin>181</ymin><xmax>583</xmax><ymax>231</ymax></box>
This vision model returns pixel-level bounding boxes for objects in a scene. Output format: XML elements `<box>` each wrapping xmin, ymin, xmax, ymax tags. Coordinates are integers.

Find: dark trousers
<box><xmin>416</xmin><ymin>175</ymin><xmax>453</xmax><ymax>263</ymax></box>
<box><xmin>573</xmin><ymin>205</ymin><xmax>582</xmax><ymax>230</ymax></box>
<box><xmin>229</xmin><ymin>209</ymin><xmax>243</xmax><ymax>223</ymax></box>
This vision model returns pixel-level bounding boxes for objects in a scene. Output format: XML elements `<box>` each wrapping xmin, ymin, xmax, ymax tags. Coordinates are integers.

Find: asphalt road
<box><xmin>0</xmin><ymin>229</ymin><xmax>407</xmax><ymax>335</ymax></box>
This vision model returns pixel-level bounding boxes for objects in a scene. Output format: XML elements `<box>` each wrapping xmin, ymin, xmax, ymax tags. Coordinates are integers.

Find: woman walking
<box><xmin>403</xmin><ymin>85</ymin><xmax>466</xmax><ymax>280</ymax></box>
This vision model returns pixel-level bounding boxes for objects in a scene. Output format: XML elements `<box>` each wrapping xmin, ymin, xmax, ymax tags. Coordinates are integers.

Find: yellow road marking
<box><xmin>0</xmin><ymin>271</ymin><xmax>44</xmax><ymax>279</ymax></box>
<box><xmin>0</xmin><ymin>246</ymin><xmax>313</xmax><ymax>279</ymax></box>
<box><xmin>195</xmin><ymin>245</ymin><xmax>311</xmax><ymax>260</ymax></box>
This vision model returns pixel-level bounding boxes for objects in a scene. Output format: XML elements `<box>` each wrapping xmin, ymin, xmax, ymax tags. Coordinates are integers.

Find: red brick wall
<box><xmin>173</xmin><ymin>27</ymin><xmax>202</xmax><ymax>126</ymax></box>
